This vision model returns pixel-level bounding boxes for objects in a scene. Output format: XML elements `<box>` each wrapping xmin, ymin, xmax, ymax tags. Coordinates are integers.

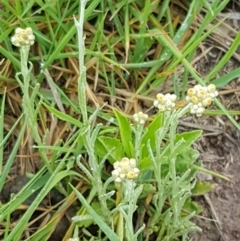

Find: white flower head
<box><xmin>133</xmin><ymin>111</ymin><xmax>148</xmax><ymax>125</ymax></box>
<box><xmin>11</xmin><ymin>27</ymin><xmax>35</xmax><ymax>47</ymax></box>
<box><xmin>186</xmin><ymin>84</ymin><xmax>218</xmax><ymax>117</ymax></box>
<box><xmin>112</xmin><ymin>157</ymin><xmax>140</xmax><ymax>182</ymax></box>
<box><xmin>154</xmin><ymin>93</ymin><xmax>177</xmax><ymax>112</ymax></box>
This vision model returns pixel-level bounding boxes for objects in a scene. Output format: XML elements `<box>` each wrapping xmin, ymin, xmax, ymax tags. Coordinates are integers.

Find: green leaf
<box><xmin>161</xmin><ymin>130</ymin><xmax>202</xmax><ymax>161</ymax></box>
<box><xmin>91</xmin><ymin>201</ymin><xmax>104</xmax><ymax>216</ymax></box>
<box><xmin>139</xmin><ymin>183</ymin><xmax>156</xmax><ymax>198</ymax></box>
<box><xmin>72</xmin><ymin>214</ymin><xmax>93</xmax><ymax>228</ymax></box>
<box><xmin>140</xmin><ymin>113</ymin><xmax>163</xmax><ymax>158</ymax></box>
<box><xmin>139</xmin><ymin>156</ymin><xmax>152</xmax><ymax>170</ymax></box>
<box><xmin>72</xmin><ymin>202</ymin><xmax>103</xmax><ymax>228</ymax></box>
<box><xmin>174</xmin><ymin>130</ymin><xmax>202</xmax><ymax>154</ymax></box>
<box><xmin>161</xmin><ymin>148</ymin><xmax>199</xmax><ymax>177</ymax></box>
<box><xmin>183</xmin><ymin>198</ymin><xmax>203</xmax><ymax>215</ymax></box>
<box><xmin>212</xmin><ymin>67</ymin><xmax>240</xmax><ymax>87</ymax></box>
<box><xmin>176</xmin><ymin>148</ymin><xmax>199</xmax><ymax>173</ymax></box>
<box><xmin>95</xmin><ymin>137</ymin><xmax>124</xmax><ymax>164</ymax></box>
<box><xmin>43</xmin><ymin>103</ymin><xmax>82</xmax><ymax>128</ymax></box>
<box><xmin>113</xmin><ymin>109</ymin><xmax>132</xmax><ymax>157</ymax></box>
<box><xmin>192</xmin><ymin>180</ymin><xmax>214</xmax><ymax>196</ymax></box>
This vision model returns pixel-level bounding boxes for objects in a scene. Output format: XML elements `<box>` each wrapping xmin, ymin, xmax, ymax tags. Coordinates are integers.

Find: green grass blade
<box><xmin>43</xmin><ymin>103</ymin><xmax>82</xmax><ymax>128</ymax></box>
<box><xmin>0</xmin><ymin>89</ymin><xmax>6</xmax><ymax>174</ymax></box>
<box><xmin>0</xmin><ymin>114</ymin><xmax>23</xmax><ymax>164</ymax></box>
<box><xmin>0</xmin><ymin>115</ymin><xmax>26</xmax><ymax>191</ymax></box>
<box><xmin>70</xmin><ymin>184</ymin><xmax>120</xmax><ymax>241</ymax></box>
<box><xmin>204</xmin><ymin>32</ymin><xmax>240</xmax><ymax>83</ymax></box>
<box><xmin>0</xmin><ymin>45</ymin><xmax>20</xmax><ymax>69</ymax></box>
<box><xmin>212</xmin><ymin>67</ymin><xmax>240</xmax><ymax>87</ymax></box>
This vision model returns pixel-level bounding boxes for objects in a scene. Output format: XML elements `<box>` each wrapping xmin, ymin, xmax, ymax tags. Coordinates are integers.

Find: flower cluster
<box><xmin>153</xmin><ymin>93</ymin><xmax>177</xmax><ymax>112</ymax></box>
<box><xmin>11</xmin><ymin>27</ymin><xmax>35</xmax><ymax>47</ymax></box>
<box><xmin>186</xmin><ymin>84</ymin><xmax>218</xmax><ymax>117</ymax></box>
<box><xmin>133</xmin><ymin>111</ymin><xmax>148</xmax><ymax>125</ymax></box>
<box><xmin>112</xmin><ymin>158</ymin><xmax>140</xmax><ymax>183</ymax></box>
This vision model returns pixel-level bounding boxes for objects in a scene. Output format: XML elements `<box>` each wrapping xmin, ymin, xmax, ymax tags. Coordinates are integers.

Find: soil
<box><xmin>185</xmin><ymin>0</ymin><xmax>240</xmax><ymax>239</ymax></box>
<box><xmin>182</xmin><ymin>115</ymin><xmax>240</xmax><ymax>241</ymax></box>
<box><xmin>0</xmin><ymin>176</ymin><xmax>76</xmax><ymax>241</ymax></box>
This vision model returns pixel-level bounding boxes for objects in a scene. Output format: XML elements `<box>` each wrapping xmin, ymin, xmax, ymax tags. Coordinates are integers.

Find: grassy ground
<box><xmin>0</xmin><ymin>0</ymin><xmax>240</xmax><ymax>240</ymax></box>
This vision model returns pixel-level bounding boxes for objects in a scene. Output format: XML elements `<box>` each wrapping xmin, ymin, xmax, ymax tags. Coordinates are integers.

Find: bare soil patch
<box><xmin>183</xmin><ymin>115</ymin><xmax>240</xmax><ymax>241</ymax></box>
<box><xmin>187</xmin><ymin>0</ymin><xmax>240</xmax><ymax>238</ymax></box>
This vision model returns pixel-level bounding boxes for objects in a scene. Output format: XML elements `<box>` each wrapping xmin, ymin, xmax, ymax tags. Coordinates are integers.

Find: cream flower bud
<box><xmin>196</xmin><ymin>89</ymin><xmax>207</xmax><ymax>99</ymax></box>
<box><xmin>129</xmin><ymin>158</ymin><xmax>136</xmax><ymax>168</ymax></box>
<box><xmin>154</xmin><ymin>93</ymin><xmax>176</xmax><ymax>112</ymax></box>
<box><xmin>207</xmin><ymin>84</ymin><xmax>216</xmax><ymax>93</ymax></box>
<box><xmin>153</xmin><ymin>100</ymin><xmax>159</xmax><ymax>107</ymax></box>
<box><xmin>165</xmin><ymin>99</ymin><xmax>172</xmax><ymax>107</ymax></box>
<box><xmin>15</xmin><ymin>28</ymin><xmax>22</xmax><ymax>34</ymax></box>
<box><xmin>196</xmin><ymin>107</ymin><xmax>205</xmax><ymax>114</ymax></box>
<box><xmin>111</xmin><ymin>170</ymin><xmax>120</xmax><ymax>178</ymax></box>
<box><xmin>156</xmin><ymin>93</ymin><xmax>165</xmax><ymax>103</ymax></box>
<box><xmin>187</xmin><ymin>88</ymin><xmax>196</xmax><ymax>96</ymax></box>
<box><xmin>120</xmin><ymin>173</ymin><xmax>126</xmax><ymax>179</ymax></box>
<box><xmin>133</xmin><ymin>167</ymin><xmax>140</xmax><ymax>175</ymax></box>
<box><xmin>190</xmin><ymin>96</ymin><xmax>199</xmax><ymax>104</ymax></box>
<box><xmin>192</xmin><ymin>104</ymin><xmax>198</xmax><ymax>110</ymax></box>
<box><xmin>208</xmin><ymin>91</ymin><xmax>218</xmax><ymax>98</ymax></box>
<box><xmin>113</xmin><ymin>161</ymin><xmax>120</xmax><ymax>169</ymax></box>
<box><xmin>202</xmin><ymin>97</ymin><xmax>212</xmax><ymax>107</ymax></box>
<box><xmin>194</xmin><ymin>85</ymin><xmax>202</xmax><ymax>91</ymax></box>
<box><xmin>190</xmin><ymin>108</ymin><xmax>196</xmax><ymax>114</ymax></box>
<box><xmin>170</xmin><ymin>94</ymin><xmax>177</xmax><ymax>102</ymax></box>
<box><xmin>157</xmin><ymin>105</ymin><xmax>166</xmax><ymax>112</ymax></box>
<box><xmin>127</xmin><ymin>171</ymin><xmax>135</xmax><ymax>179</ymax></box>
<box><xmin>115</xmin><ymin>177</ymin><xmax>122</xmax><ymax>183</ymax></box>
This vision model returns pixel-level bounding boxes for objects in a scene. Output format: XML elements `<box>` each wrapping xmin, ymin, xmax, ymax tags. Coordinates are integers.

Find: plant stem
<box><xmin>134</xmin><ymin>124</ymin><xmax>143</xmax><ymax>163</ymax></box>
<box><xmin>75</xmin><ymin>0</ymin><xmax>111</xmax><ymax>223</ymax></box>
<box><xmin>20</xmin><ymin>46</ymin><xmax>40</xmax><ymax>144</ymax></box>
<box><xmin>18</xmin><ymin>45</ymin><xmax>50</xmax><ymax>171</ymax></box>
<box><xmin>75</xmin><ymin>0</ymin><xmax>89</xmax><ymax>124</ymax></box>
